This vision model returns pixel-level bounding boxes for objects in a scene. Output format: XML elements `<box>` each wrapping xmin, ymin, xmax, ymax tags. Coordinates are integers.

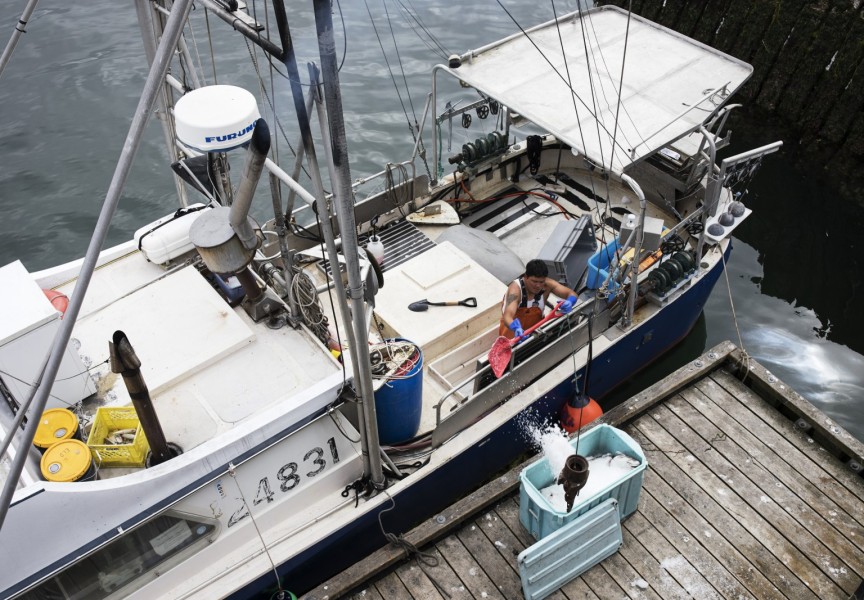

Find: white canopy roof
<box><xmin>449</xmin><ymin>6</ymin><xmax>752</xmax><ymax>174</ymax></box>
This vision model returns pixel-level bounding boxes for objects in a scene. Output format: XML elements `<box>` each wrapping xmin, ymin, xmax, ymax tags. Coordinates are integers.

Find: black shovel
<box><xmin>408</xmin><ymin>297</ymin><xmax>478</xmax><ymax>312</ymax></box>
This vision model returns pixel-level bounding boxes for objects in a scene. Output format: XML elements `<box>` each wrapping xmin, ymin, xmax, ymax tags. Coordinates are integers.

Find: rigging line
<box><xmin>204</xmin><ymin>6</ymin><xmax>218</xmax><ymax>83</ymax></box>
<box><xmin>0</xmin><ymin>367</ymin><xmax>85</xmax><ymax>406</ymax></box>
<box><xmin>382</xmin><ymin>0</ymin><xmax>434</xmax><ymax>182</ymax></box>
<box><xmin>594</xmin><ymin>2</ymin><xmax>633</xmax><ymax>175</ymax></box>
<box><xmin>549</xmin><ymin>1</ymin><xmax>605</xmax><ymax>232</ymax></box>
<box><xmin>243</xmin><ymin>37</ymin><xmax>310</xmax><ymax>174</ymax></box>
<box><xmin>719</xmin><ymin>245</ymin><xmax>751</xmax><ymax>380</ymax></box>
<box><xmin>575</xmin><ymin>10</ymin><xmax>638</xmax><ymax>155</ymax></box>
<box><xmin>184</xmin><ymin>6</ymin><xmax>207</xmax><ymax>84</ymax></box>
<box><xmin>567</xmin><ymin>5</ymin><xmax>619</xmax><ymax>236</ymax></box>
<box><xmin>583</xmin><ymin>6</ymin><xmax>646</xmax><ymax>152</ymax></box>
<box><xmin>363</xmin><ymin>0</ymin><xmax>414</xmax><ymax>138</ymax></box>
<box><xmin>573</xmin><ymin>1</ymin><xmax>607</xmax><ymax>174</ymax></box>
<box><xmin>493</xmin><ymin>1</ymin><xmax>631</xmax><ymax>166</ymax></box>
<box><xmin>261</xmin><ymin>0</ymin><xmax>279</xmax><ymax>164</ymax></box>
<box><xmin>574</xmin><ymin>7</ymin><xmax>618</xmax><ymax>231</ymax></box>
<box><xmin>394</xmin><ymin>0</ymin><xmax>450</xmax><ymax>60</ymax></box>
<box><xmin>383</xmin><ymin>0</ymin><xmax>417</xmax><ymax>120</ymax></box>
<box><xmin>228</xmin><ymin>465</ymin><xmax>284</xmax><ymax>595</ymax></box>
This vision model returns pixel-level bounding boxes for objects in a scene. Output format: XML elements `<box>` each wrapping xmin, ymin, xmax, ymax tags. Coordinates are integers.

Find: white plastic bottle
<box><xmin>367</xmin><ymin>235</ymin><xmax>384</xmax><ymax>267</ymax></box>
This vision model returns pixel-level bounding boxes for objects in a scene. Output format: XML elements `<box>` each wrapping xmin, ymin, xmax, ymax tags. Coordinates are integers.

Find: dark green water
<box><xmin>1</xmin><ymin>1</ymin><xmax>862</xmax><ymax>442</ymax></box>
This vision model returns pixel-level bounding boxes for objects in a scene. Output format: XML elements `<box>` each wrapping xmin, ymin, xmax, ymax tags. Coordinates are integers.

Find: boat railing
<box><xmin>683</xmin><ymin>104</ymin><xmax>740</xmax><ymax>189</ymax></box>
<box><xmin>285</xmin><ymin>159</ymin><xmax>428</xmax><ymax>236</ymax></box>
<box><xmin>431</xmin><ymin>298</ymin><xmax>610</xmax><ymax>448</ymax></box>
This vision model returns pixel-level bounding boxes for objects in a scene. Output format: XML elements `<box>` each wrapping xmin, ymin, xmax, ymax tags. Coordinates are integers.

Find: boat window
<box><xmin>19</xmin><ymin>511</ymin><xmax>218</xmax><ymax>600</ymax></box>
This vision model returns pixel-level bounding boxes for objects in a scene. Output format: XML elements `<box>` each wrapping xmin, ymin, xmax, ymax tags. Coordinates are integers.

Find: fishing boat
<box><xmin>0</xmin><ymin>2</ymin><xmax>780</xmax><ymax>598</ymax></box>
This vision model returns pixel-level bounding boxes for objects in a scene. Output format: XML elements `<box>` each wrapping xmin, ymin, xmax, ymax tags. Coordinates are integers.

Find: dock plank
<box><xmin>347</xmin><ymin>583</ymin><xmax>385</xmax><ymax>600</ymax></box>
<box><xmin>435</xmin><ymin>534</ymin><xmax>503</xmax><ymax>599</ymax></box>
<box><xmin>710</xmin><ymin>370</ymin><xmax>864</xmax><ymax>509</ymax></box>
<box><xmin>637</xmin><ymin>484</ymin><xmax>762</xmax><ymax>599</ymax></box>
<box><xmin>651</xmin><ymin>400</ymin><xmax>858</xmax><ymax>594</ymax></box>
<box><xmin>578</xmin><ymin>563</ymin><xmax>631</xmax><ymax>600</ymax></box>
<box><xmin>636</xmin><ymin>409</ymin><xmax>846</xmax><ymax>598</ymax></box>
<box><xmin>629</xmin><ymin>422</ymin><xmax>822</xmax><ymax>600</ymax></box>
<box><xmin>416</xmin><ymin>545</ymin><xmax>475</xmax><ymax>600</ymax></box>
<box><xmin>373</xmin><ymin>571</ymin><xmax>413</xmax><ymax>600</ymax></box>
<box><xmin>684</xmin><ymin>377</ymin><xmax>864</xmax><ymax>539</ymax></box>
<box><xmin>393</xmin><ymin>560</ymin><xmax>446</xmax><ymax>600</ymax></box>
<box><xmin>614</xmin><ymin>523</ymin><xmax>696</xmax><ymax>600</ymax></box>
<box><xmin>599</xmin><ymin>537</ymin><xmax>666</xmax><ymax>599</ymax></box>
<box><xmin>623</xmin><ymin>511</ymin><xmax>723</xmax><ymax>599</ymax></box>
<box><xmin>673</xmin><ymin>384</ymin><xmax>864</xmax><ymax>581</ymax></box>
<box><xmin>457</xmin><ymin>510</ymin><xmax>525</xmax><ymax>599</ymax></box>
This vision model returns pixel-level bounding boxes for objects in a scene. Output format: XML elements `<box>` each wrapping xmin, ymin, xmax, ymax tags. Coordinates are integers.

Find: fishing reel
<box><xmin>448</xmin><ymin>131</ymin><xmax>508</xmax><ymax>167</ymax></box>
<box><xmin>645</xmin><ymin>250</ymin><xmax>696</xmax><ymax>295</ymax></box>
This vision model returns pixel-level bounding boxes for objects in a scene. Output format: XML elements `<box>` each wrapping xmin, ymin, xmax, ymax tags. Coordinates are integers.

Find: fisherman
<box><xmin>500</xmin><ymin>259</ymin><xmax>578</xmax><ymax>339</ymax></box>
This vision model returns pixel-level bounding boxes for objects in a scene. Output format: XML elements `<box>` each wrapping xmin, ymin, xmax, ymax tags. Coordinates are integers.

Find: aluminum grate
<box><xmin>319</xmin><ymin>220</ymin><xmax>436</xmax><ymax>277</ymax></box>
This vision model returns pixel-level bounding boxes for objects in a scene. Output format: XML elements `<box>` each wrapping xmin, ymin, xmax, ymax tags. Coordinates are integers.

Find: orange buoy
<box><xmin>42</xmin><ymin>289</ymin><xmax>69</xmax><ymax>316</ymax></box>
<box><xmin>560</xmin><ymin>395</ymin><xmax>603</xmax><ymax>433</ymax></box>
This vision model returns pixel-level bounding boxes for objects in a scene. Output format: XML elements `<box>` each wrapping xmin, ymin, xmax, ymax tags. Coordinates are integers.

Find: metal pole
<box><xmin>620</xmin><ymin>173</ymin><xmax>646</xmax><ymax>330</ymax></box>
<box><xmin>269</xmin><ymin>13</ymin><xmax>371</xmax><ymax>473</ymax></box>
<box><xmin>284</xmin><ymin>84</ymin><xmax>317</xmax><ymax>218</ymax></box>
<box><xmin>0</xmin><ymin>0</ymin><xmax>40</xmax><ymax>80</ymax></box>
<box><xmin>309</xmin><ymin>64</ymin><xmax>371</xmax><ymax>475</ymax></box>
<box><xmin>695</xmin><ymin>126</ymin><xmax>718</xmax><ymax>261</ymax></box>
<box><xmin>134</xmin><ymin>0</ymin><xmax>189</xmax><ymax>208</ymax></box>
<box><xmin>0</xmin><ymin>0</ymin><xmax>194</xmax><ymax>532</ymax></box>
<box><xmin>313</xmin><ymin>0</ymin><xmax>384</xmax><ymax>487</ymax></box>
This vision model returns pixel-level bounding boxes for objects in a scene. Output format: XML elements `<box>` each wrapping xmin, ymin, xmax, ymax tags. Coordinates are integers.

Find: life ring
<box><xmin>42</xmin><ymin>289</ymin><xmax>69</xmax><ymax>317</ymax></box>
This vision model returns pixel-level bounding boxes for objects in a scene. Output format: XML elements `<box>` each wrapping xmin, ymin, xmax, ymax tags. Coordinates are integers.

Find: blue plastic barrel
<box><xmin>373</xmin><ymin>340</ymin><xmax>423</xmax><ymax>445</ymax></box>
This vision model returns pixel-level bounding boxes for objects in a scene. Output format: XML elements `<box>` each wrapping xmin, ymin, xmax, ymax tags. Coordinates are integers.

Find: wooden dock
<box><xmin>301</xmin><ymin>341</ymin><xmax>864</xmax><ymax>600</ymax></box>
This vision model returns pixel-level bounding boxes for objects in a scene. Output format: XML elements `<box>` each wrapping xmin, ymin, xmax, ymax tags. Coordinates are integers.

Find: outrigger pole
<box><xmin>312</xmin><ymin>0</ymin><xmax>385</xmax><ymax>487</ymax></box>
<box><xmin>0</xmin><ymin>0</ymin><xmax>195</xmax><ymax>531</ymax></box>
<box><xmin>0</xmin><ymin>0</ymin><xmax>40</xmax><ymax>80</ymax></box>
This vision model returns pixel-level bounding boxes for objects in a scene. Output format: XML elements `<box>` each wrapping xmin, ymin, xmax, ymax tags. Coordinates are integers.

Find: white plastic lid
<box><xmin>174</xmin><ymin>85</ymin><xmax>261</xmax><ymax>152</ymax></box>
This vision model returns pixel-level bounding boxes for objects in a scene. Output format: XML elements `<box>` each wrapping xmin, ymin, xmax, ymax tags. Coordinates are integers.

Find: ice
<box><xmin>529</xmin><ymin>423</ymin><xmax>574</xmax><ymax>477</ymax></box>
<box><xmin>539</xmin><ymin>452</ymin><xmax>640</xmax><ymax>512</ymax></box>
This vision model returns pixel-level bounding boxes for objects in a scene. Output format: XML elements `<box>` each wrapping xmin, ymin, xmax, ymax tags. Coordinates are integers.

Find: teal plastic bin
<box><xmin>373</xmin><ymin>340</ymin><xmax>423</xmax><ymax>445</ymax></box>
<box><xmin>519</xmin><ymin>424</ymin><xmax>646</xmax><ymax>540</ymax></box>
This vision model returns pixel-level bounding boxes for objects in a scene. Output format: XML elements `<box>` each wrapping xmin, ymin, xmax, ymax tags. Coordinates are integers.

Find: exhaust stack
<box><xmin>189</xmin><ymin>118</ymin><xmax>282</xmax><ymax>321</ymax></box>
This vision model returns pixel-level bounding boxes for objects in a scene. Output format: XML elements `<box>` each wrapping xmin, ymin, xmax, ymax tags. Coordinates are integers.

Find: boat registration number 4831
<box><xmin>223</xmin><ymin>436</ymin><xmax>344</xmax><ymax>528</ymax></box>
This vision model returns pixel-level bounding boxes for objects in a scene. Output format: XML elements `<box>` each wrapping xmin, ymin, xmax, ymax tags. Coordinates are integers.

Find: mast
<box><xmin>312</xmin><ymin>0</ymin><xmax>385</xmax><ymax>487</ymax></box>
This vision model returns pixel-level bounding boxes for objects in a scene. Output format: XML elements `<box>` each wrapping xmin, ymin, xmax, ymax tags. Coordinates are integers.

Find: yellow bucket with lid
<box><xmin>33</xmin><ymin>408</ymin><xmax>79</xmax><ymax>449</ymax></box>
<box><xmin>40</xmin><ymin>439</ymin><xmax>94</xmax><ymax>482</ymax></box>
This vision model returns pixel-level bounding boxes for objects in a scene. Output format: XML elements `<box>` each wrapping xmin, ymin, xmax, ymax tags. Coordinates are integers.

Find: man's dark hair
<box><xmin>525</xmin><ymin>259</ymin><xmax>548</xmax><ymax>278</ymax></box>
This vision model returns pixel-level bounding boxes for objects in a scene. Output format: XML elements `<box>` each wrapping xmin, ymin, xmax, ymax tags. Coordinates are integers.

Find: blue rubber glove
<box><xmin>560</xmin><ymin>294</ymin><xmax>577</xmax><ymax>314</ymax></box>
<box><xmin>508</xmin><ymin>318</ymin><xmax>524</xmax><ymax>338</ymax></box>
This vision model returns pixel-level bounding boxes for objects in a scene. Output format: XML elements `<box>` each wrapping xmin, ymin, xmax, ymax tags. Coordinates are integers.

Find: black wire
<box><xmin>393</xmin><ymin>0</ymin><xmax>450</xmax><ymax>60</ymax></box>
<box><xmin>291</xmin><ymin>220</ymin><xmax>324</xmax><ymax>242</ymax></box>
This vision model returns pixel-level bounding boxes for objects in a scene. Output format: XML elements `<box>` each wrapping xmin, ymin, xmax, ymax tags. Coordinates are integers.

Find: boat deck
<box><xmin>300</xmin><ymin>341</ymin><xmax>864</xmax><ymax>600</ymax></box>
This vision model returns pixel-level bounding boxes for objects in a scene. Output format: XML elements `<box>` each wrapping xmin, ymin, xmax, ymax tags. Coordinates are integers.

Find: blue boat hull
<box><xmin>238</xmin><ymin>248</ymin><xmax>728</xmax><ymax>598</ymax></box>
